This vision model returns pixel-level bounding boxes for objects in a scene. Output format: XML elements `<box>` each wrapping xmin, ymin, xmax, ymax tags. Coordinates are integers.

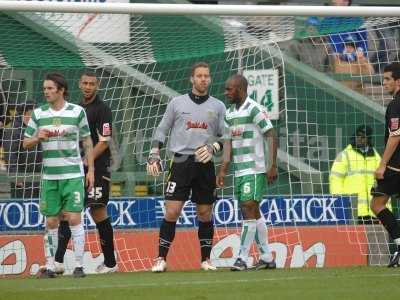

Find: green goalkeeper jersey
<box><xmin>25</xmin><ymin>102</ymin><xmax>90</xmax><ymax>180</ymax></box>
<box><xmin>225</xmin><ymin>97</ymin><xmax>273</xmax><ymax>177</ymax></box>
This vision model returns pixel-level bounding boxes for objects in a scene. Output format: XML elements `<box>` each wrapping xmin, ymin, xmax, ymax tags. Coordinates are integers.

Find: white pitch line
<box><xmin>36</xmin><ymin>272</ymin><xmax>400</xmax><ymax>292</ymax></box>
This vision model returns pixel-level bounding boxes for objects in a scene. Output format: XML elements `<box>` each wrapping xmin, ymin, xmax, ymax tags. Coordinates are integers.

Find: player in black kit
<box><xmin>371</xmin><ymin>62</ymin><xmax>400</xmax><ymax>267</ymax></box>
<box><xmin>54</xmin><ymin>71</ymin><xmax>117</xmax><ymax>274</ymax></box>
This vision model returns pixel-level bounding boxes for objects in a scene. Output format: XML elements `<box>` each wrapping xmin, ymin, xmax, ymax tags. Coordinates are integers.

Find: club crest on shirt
<box><xmin>103</xmin><ymin>123</ymin><xmax>111</xmax><ymax>136</ymax></box>
<box><xmin>207</xmin><ymin>110</ymin><xmax>217</xmax><ymax>120</ymax></box>
<box><xmin>52</xmin><ymin>117</ymin><xmax>62</xmax><ymax>127</ymax></box>
<box><xmin>391</xmin><ymin>118</ymin><xmax>399</xmax><ymax>130</ymax></box>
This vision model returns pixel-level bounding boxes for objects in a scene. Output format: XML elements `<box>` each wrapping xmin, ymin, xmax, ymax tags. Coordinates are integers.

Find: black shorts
<box><xmin>85</xmin><ymin>171</ymin><xmax>111</xmax><ymax>207</ymax></box>
<box><xmin>165</xmin><ymin>154</ymin><xmax>216</xmax><ymax>204</ymax></box>
<box><xmin>371</xmin><ymin>168</ymin><xmax>400</xmax><ymax>197</ymax></box>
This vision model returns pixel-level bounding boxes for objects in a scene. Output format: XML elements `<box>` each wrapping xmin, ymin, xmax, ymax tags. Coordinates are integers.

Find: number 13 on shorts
<box><xmin>166</xmin><ymin>181</ymin><xmax>177</xmax><ymax>194</ymax></box>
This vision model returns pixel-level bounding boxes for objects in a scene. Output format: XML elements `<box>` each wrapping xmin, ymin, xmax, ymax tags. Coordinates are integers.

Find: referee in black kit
<box><xmin>147</xmin><ymin>62</ymin><xmax>226</xmax><ymax>272</ymax></box>
<box><xmin>55</xmin><ymin>71</ymin><xmax>117</xmax><ymax>274</ymax></box>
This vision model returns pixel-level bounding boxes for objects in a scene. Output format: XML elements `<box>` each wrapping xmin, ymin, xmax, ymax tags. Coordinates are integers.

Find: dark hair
<box><xmin>229</xmin><ymin>74</ymin><xmax>248</xmax><ymax>92</ymax></box>
<box><xmin>344</xmin><ymin>40</ymin><xmax>356</xmax><ymax>48</ymax></box>
<box><xmin>44</xmin><ymin>72</ymin><xmax>68</xmax><ymax>97</ymax></box>
<box><xmin>355</xmin><ymin>125</ymin><xmax>372</xmax><ymax>138</ymax></box>
<box><xmin>81</xmin><ymin>70</ymin><xmax>98</xmax><ymax>79</ymax></box>
<box><xmin>384</xmin><ymin>63</ymin><xmax>400</xmax><ymax>81</ymax></box>
<box><xmin>191</xmin><ymin>62</ymin><xmax>210</xmax><ymax>76</ymax></box>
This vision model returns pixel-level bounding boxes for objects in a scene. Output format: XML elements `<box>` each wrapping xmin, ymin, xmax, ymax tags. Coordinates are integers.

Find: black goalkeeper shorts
<box><xmin>164</xmin><ymin>154</ymin><xmax>216</xmax><ymax>204</ymax></box>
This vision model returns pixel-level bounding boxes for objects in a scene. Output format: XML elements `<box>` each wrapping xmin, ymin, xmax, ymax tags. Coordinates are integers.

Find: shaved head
<box><xmin>228</xmin><ymin>74</ymin><xmax>248</xmax><ymax>92</ymax></box>
<box><xmin>224</xmin><ymin>74</ymin><xmax>248</xmax><ymax>105</ymax></box>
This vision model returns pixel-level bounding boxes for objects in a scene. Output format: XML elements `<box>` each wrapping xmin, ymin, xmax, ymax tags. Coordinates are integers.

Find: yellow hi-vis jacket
<box><xmin>329</xmin><ymin>144</ymin><xmax>381</xmax><ymax>217</ymax></box>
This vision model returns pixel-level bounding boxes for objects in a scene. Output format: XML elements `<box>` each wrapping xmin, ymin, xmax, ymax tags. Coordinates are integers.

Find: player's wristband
<box><xmin>211</xmin><ymin>141</ymin><xmax>223</xmax><ymax>154</ymax></box>
<box><xmin>148</xmin><ymin>148</ymin><xmax>161</xmax><ymax>162</ymax></box>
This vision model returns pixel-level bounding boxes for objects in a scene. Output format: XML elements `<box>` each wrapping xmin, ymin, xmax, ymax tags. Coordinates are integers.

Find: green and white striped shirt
<box><xmin>25</xmin><ymin>102</ymin><xmax>90</xmax><ymax>180</ymax></box>
<box><xmin>225</xmin><ymin>97</ymin><xmax>273</xmax><ymax>177</ymax></box>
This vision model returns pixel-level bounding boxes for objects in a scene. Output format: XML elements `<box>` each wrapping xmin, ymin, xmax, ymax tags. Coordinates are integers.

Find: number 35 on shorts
<box><xmin>88</xmin><ymin>187</ymin><xmax>103</xmax><ymax>199</ymax></box>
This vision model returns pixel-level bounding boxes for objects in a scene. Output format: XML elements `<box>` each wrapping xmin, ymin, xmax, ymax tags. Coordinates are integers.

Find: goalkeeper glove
<box><xmin>194</xmin><ymin>142</ymin><xmax>222</xmax><ymax>163</ymax></box>
<box><xmin>147</xmin><ymin>148</ymin><xmax>163</xmax><ymax>177</ymax></box>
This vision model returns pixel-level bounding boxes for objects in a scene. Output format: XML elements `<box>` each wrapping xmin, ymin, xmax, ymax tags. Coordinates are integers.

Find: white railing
<box><xmin>0</xmin><ymin>1</ymin><xmax>398</xmax><ymax>17</ymax></box>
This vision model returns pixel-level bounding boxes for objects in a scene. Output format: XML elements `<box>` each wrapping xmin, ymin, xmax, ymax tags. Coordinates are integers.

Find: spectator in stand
<box><xmin>328</xmin><ymin>0</ymin><xmax>368</xmax><ymax>58</ymax></box>
<box><xmin>1</xmin><ymin>103</ymin><xmax>42</xmax><ymax>198</ymax></box>
<box><xmin>332</xmin><ymin>37</ymin><xmax>375</xmax><ymax>77</ymax></box>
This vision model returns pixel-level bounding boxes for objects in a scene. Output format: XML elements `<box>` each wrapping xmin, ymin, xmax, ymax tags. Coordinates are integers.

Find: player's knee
<box><xmin>164</xmin><ymin>208</ymin><xmax>181</xmax><ymax>222</ymax></box>
<box><xmin>370</xmin><ymin>195</ymin><xmax>388</xmax><ymax>214</ymax></box>
<box><xmin>90</xmin><ymin>206</ymin><xmax>108</xmax><ymax>223</ymax></box>
<box><xmin>240</xmin><ymin>201</ymin><xmax>258</xmax><ymax>220</ymax></box>
<box><xmin>65</xmin><ymin>212</ymin><xmax>83</xmax><ymax>226</ymax></box>
<box><xmin>197</xmin><ymin>210</ymin><xmax>212</xmax><ymax>222</ymax></box>
<box><xmin>46</xmin><ymin>217</ymin><xmax>59</xmax><ymax>229</ymax></box>
<box><xmin>196</xmin><ymin>204</ymin><xmax>213</xmax><ymax>222</ymax></box>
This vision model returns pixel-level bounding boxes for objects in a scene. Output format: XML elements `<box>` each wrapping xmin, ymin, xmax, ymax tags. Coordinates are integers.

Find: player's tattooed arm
<box><xmin>82</xmin><ymin>136</ymin><xmax>95</xmax><ymax>190</ymax></box>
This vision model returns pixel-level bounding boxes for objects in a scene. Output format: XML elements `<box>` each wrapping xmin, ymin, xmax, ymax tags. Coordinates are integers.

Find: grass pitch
<box><xmin>0</xmin><ymin>267</ymin><xmax>399</xmax><ymax>300</ymax></box>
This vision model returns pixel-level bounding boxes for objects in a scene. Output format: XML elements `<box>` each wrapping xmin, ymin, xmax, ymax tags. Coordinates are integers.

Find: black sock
<box><xmin>198</xmin><ymin>221</ymin><xmax>214</xmax><ymax>262</ymax></box>
<box><xmin>377</xmin><ymin>208</ymin><xmax>400</xmax><ymax>250</ymax></box>
<box><xmin>55</xmin><ymin>221</ymin><xmax>71</xmax><ymax>263</ymax></box>
<box><xmin>96</xmin><ymin>217</ymin><xmax>116</xmax><ymax>267</ymax></box>
<box><xmin>158</xmin><ymin>219</ymin><xmax>176</xmax><ymax>259</ymax></box>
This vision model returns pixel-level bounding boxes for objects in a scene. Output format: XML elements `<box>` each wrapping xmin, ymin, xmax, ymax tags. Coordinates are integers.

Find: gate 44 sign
<box><xmin>243</xmin><ymin>69</ymin><xmax>279</xmax><ymax>120</ymax></box>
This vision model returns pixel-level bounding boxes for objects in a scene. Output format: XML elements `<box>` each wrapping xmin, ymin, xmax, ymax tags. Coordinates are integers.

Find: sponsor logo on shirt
<box><xmin>391</xmin><ymin>118</ymin><xmax>399</xmax><ymax>130</ymax></box>
<box><xmin>186</xmin><ymin>120</ymin><xmax>208</xmax><ymax>130</ymax></box>
<box><xmin>103</xmin><ymin>123</ymin><xmax>111</xmax><ymax>136</ymax></box>
<box><xmin>48</xmin><ymin>129</ymin><xmax>67</xmax><ymax>138</ymax></box>
<box><xmin>231</xmin><ymin>128</ymin><xmax>243</xmax><ymax>138</ymax></box>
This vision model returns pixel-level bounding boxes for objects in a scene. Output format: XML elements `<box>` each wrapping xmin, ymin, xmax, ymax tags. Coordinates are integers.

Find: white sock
<box><xmin>44</xmin><ymin>228</ymin><xmax>58</xmax><ymax>271</ymax></box>
<box><xmin>70</xmin><ymin>223</ymin><xmax>85</xmax><ymax>268</ymax></box>
<box><xmin>238</xmin><ymin>219</ymin><xmax>257</xmax><ymax>260</ymax></box>
<box><xmin>255</xmin><ymin>218</ymin><xmax>273</xmax><ymax>262</ymax></box>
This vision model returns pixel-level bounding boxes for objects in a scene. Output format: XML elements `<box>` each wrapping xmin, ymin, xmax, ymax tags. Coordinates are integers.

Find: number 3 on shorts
<box><xmin>243</xmin><ymin>182</ymin><xmax>251</xmax><ymax>195</ymax></box>
<box><xmin>74</xmin><ymin>191</ymin><xmax>81</xmax><ymax>204</ymax></box>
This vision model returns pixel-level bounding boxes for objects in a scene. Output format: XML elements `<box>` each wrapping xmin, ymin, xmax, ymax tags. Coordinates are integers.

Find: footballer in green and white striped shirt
<box><xmin>217</xmin><ymin>74</ymin><xmax>278</xmax><ymax>272</ymax></box>
<box><xmin>23</xmin><ymin>72</ymin><xmax>94</xmax><ymax>278</ymax></box>
<box><xmin>25</xmin><ymin>102</ymin><xmax>90</xmax><ymax>180</ymax></box>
